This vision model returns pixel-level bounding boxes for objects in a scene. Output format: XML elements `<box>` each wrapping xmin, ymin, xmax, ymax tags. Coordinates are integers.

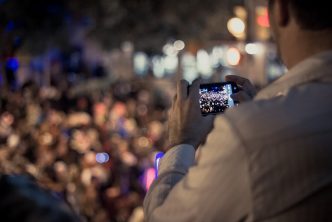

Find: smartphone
<box><xmin>199</xmin><ymin>82</ymin><xmax>239</xmax><ymax>115</ymax></box>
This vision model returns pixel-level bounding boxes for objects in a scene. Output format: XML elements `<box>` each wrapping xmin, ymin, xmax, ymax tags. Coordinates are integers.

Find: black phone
<box><xmin>199</xmin><ymin>82</ymin><xmax>239</xmax><ymax>115</ymax></box>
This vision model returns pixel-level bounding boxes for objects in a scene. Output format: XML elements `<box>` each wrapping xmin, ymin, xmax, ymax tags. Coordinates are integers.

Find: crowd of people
<box><xmin>0</xmin><ymin>77</ymin><xmax>172</xmax><ymax>222</ymax></box>
<box><xmin>199</xmin><ymin>87</ymin><xmax>230</xmax><ymax>114</ymax></box>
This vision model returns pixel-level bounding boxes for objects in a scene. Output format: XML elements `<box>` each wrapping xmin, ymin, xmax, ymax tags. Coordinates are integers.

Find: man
<box><xmin>144</xmin><ymin>0</ymin><xmax>332</xmax><ymax>221</ymax></box>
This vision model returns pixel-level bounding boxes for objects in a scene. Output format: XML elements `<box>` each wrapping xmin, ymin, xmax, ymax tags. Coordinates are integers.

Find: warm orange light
<box><xmin>256</xmin><ymin>8</ymin><xmax>270</xmax><ymax>28</ymax></box>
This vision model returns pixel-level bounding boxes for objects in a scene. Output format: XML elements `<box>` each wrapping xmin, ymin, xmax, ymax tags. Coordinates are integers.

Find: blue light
<box><xmin>154</xmin><ymin>152</ymin><xmax>165</xmax><ymax>178</ymax></box>
<box><xmin>0</xmin><ymin>0</ymin><xmax>8</xmax><ymax>5</ymax></box>
<box><xmin>5</xmin><ymin>21</ymin><xmax>15</xmax><ymax>32</ymax></box>
<box><xmin>6</xmin><ymin>58</ymin><xmax>20</xmax><ymax>72</ymax></box>
<box><xmin>13</xmin><ymin>36</ymin><xmax>22</xmax><ymax>48</ymax></box>
<box><xmin>96</xmin><ymin>152</ymin><xmax>110</xmax><ymax>164</ymax></box>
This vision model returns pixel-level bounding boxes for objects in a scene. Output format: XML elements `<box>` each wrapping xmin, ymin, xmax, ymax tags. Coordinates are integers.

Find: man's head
<box><xmin>268</xmin><ymin>0</ymin><xmax>332</xmax><ymax>68</ymax></box>
<box><xmin>0</xmin><ymin>174</ymin><xmax>79</xmax><ymax>222</ymax></box>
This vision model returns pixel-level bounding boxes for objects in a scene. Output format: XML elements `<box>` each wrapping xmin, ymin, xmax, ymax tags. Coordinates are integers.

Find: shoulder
<box><xmin>220</xmin><ymin>83</ymin><xmax>332</xmax><ymax>219</ymax></box>
<box><xmin>223</xmin><ymin>82</ymin><xmax>332</xmax><ymax>143</ymax></box>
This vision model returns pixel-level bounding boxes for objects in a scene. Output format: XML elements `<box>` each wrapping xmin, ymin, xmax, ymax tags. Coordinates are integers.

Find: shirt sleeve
<box><xmin>143</xmin><ymin>116</ymin><xmax>252</xmax><ymax>222</ymax></box>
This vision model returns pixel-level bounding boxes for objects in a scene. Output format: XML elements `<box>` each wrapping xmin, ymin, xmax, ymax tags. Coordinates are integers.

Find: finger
<box><xmin>177</xmin><ymin>80</ymin><xmax>189</xmax><ymax>101</ymax></box>
<box><xmin>231</xmin><ymin>91</ymin><xmax>251</xmax><ymax>102</ymax></box>
<box><xmin>204</xmin><ymin>114</ymin><xmax>216</xmax><ymax>123</ymax></box>
<box><xmin>241</xmin><ymin>80</ymin><xmax>256</xmax><ymax>97</ymax></box>
<box><xmin>200</xmin><ymin>114</ymin><xmax>216</xmax><ymax>144</ymax></box>
<box><xmin>189</xmin><ymin>78</ymin><xmax>202</xmax><ymax>100</ymax></box>
<box><xmin>225</xmin><ymin>75</ymin><xmax>250</xmax><ymax>86</ymax></box>
<box><xmin>225</xmin><ymin>75</ymin><xmax>256</xmax><ymax>96</ymax></box>
<box><xmin>225</xmin><ymin>75</ymin><xmax>248</xmax><ymax>85</ymax></box>
<box><xmin>172</xmin><ymin>94</ymin><xmax>177</xmax><ymax>108</ymax></box>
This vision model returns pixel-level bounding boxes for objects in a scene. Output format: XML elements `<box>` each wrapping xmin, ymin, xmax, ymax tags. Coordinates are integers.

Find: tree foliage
<box><xmin>0</xmin><ymin>0</ymin><xmax>242</xmax><ymax>53</ymax></box>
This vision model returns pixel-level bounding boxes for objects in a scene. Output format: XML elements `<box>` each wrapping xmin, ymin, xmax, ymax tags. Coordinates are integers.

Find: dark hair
<box><xmin>269</xmin><ymin>0</ymin><xmax>332</xmax><ymax>30</ymax></box>
<box><xmin>290</xmin><ymin>0</ymin><xmax>332</xmax><ymax>30</ymax></box>
<box><xmin>0</xmin><ymin>174</ymin><xmax>79</xmax><ymax>222</ymax></box>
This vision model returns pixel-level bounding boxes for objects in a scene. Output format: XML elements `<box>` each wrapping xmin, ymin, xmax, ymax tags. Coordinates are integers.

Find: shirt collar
<box><xmin>255</xmin><ymin>50</ymin><xmax>332</xmax><ymax>100</ymax></box>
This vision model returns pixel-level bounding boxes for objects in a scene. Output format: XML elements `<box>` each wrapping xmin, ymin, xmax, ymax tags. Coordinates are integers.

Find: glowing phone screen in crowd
<box><xmin>199</xmin><ymin>82</ymin><xmax>238</xmax><ymax>115</ymax></box>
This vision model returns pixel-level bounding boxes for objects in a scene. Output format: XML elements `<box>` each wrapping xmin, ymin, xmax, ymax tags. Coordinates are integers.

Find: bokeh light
<box><xmin>227</xmin><ymin>17</ymin><xmax>246</xmax><ymax>39</ymax></box>
<box><xmin>226</xmin><ymin>47</ymin><xmax>241</xmax><ymax>66</ymax></box>
<box><xmin>96</xmin><ymin>153</ymin><xmax>110</xmax><ymax>164</ymax></box>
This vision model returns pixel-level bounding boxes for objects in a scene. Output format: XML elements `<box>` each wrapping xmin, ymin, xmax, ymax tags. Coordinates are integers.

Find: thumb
<box><xmin>231</xmin><ymin>91</ymin><xmax>252</xmax><ymax>102</ymax></box>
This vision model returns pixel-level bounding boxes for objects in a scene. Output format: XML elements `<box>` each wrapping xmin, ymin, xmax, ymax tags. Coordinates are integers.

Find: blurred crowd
<box><xmin>200</xmin><ymin>90</ymin><xmax>229</xmax><ymax>113</ymax></box>
<box><xmin>0</xmin><ymin>77</ymin><xmax>172</xmax><ymax>222</ymax></box>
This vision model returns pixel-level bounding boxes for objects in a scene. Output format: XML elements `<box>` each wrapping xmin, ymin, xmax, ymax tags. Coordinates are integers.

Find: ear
<box><xmin>275</xmin><ymin>0</ymin><xmax>290</xmax><ymax>27</ymax></box>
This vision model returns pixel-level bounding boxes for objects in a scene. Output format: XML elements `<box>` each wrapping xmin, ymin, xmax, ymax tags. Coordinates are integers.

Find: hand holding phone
<box><xmin>225</xmin><ymin>75</ymin><xmax>257</xmax><ymax>102</ymax></box>
<box><xmin>167</xmin><ymin>79</ymin><xmax>215</xmax><ymax>149</ymax></box>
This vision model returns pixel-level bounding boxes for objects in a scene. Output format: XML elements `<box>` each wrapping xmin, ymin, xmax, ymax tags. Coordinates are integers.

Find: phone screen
<box><xmin>199</xmin><ymin>82</ymin><xmax>238</xmax><ymax>115</ymax></box>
